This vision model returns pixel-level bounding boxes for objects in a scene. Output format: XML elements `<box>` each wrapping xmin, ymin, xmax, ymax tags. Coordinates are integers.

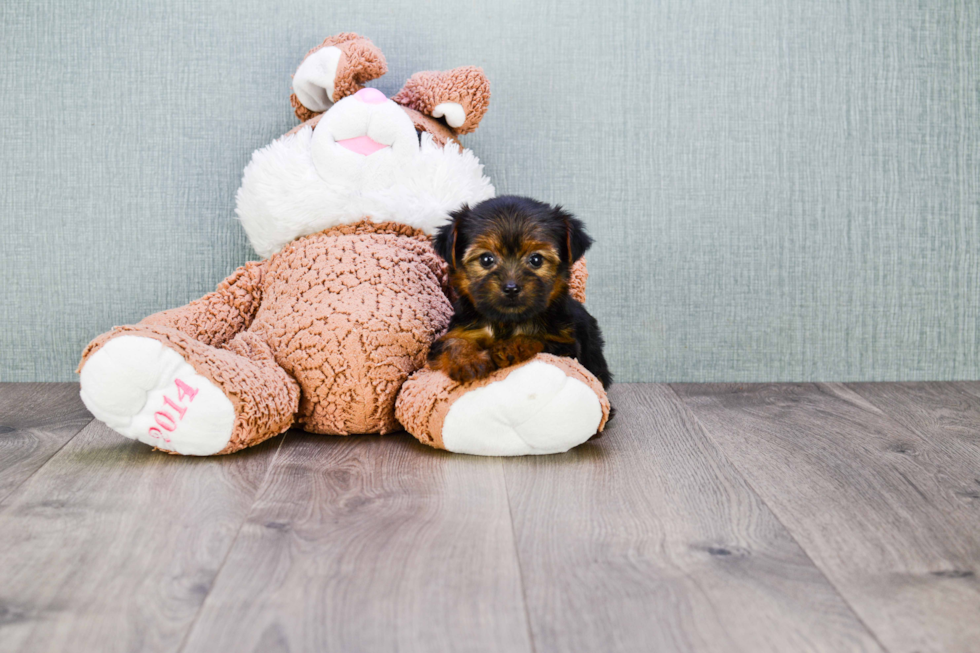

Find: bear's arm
<box><xmin>569</xmin><ymin>258</ymin><xmax>588</xmax><ymax>304</ymax></box>
<box><xmin>137</xmin><ymin>260</ymin><xmax>267</xmax><ymax>348</ymax></box>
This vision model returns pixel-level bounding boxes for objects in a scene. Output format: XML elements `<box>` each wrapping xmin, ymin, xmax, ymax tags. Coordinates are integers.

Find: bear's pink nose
<box><xmin>353</xmin><ymin>87</ymin><xmax>387</xmax><ymax>104</ymax></box>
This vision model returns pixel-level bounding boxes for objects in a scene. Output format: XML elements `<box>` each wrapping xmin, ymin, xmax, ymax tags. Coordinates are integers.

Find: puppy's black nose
<box><xmin>502</xmin><ymin>282</ymin><xmax>522</xmax><ymax>296</ymax></box>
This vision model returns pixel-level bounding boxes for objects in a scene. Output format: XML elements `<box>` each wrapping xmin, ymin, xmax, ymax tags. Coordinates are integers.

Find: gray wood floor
<box><xmin>0</xmin><ymin>383</ymin><xmax>977</xmax><ymax>653</ymax></box>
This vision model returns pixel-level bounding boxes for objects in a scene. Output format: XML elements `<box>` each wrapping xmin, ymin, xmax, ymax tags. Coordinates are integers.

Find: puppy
<box><xmin>428</xmin><ymin>196</ymin><xmax>613</xmax><ymax>392</ymax></box>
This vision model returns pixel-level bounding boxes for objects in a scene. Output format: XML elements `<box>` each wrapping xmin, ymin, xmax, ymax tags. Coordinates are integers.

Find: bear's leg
<box><xmin>80</xmin><ymin>328</ymin><xmax>299</xmax><ymax>456</ymax></box>
<box><xmin>396</xmin><ymin>354</ymin><xmax>611</xmax><ymax>456</ymax></box>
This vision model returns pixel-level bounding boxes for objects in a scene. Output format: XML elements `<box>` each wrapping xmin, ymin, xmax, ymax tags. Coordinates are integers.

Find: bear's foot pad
<box><xmin>442</xmin><ymin>361</ymin><xmax>603</xmax><ymax>456</ymax></box>
<box><xmin>80</xmin><ymin>336</ymin><xmax>234</xmax><ymax>455</ymax></box>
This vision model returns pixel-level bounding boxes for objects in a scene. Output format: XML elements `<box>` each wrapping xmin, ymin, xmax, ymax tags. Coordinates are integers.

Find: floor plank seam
<box><xmin>843</xmin><ymin>383</ymin><xmax>936</xmax><ymax>447</ymax></box>
<box><xmin>501</xmin><ymin>460</ymin><xmax>539</xmax><ymax>653</ymax></box>
<box><xmin>665</xmin><ymin>383</ymin><xmax>896</xmax><ymax>653</ymax></box>
<box><xmin>173</xmin><ymin>432</ymin><xmax>290</xmax><ymax>653</ymax></box>
<box><xmin>0</xmin><ymin>417</ymin><xmax>95</xmax><ymax>508</ymax></box>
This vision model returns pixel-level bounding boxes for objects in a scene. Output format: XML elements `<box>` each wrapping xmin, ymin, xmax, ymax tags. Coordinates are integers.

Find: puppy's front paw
<box><xmin>448</xmin><ymin>349</ymin><xmax>496</xmax><ymax>383</ymax></box>
<box><xmin>432</xmin><ymin>348</ymin><xmax>496</xmax><ymax>384</ymax></box>
<box><xmin>490</xmin><ymin>336</ymin><xmax>544</xmax><ymax>369</ymax></box>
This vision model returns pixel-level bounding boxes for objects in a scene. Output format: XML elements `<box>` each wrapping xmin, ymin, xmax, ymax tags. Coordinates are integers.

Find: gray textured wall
<box><xmin>2</xmin><ymin>0</ymin><xmax>978</xmax><ymax>382</ymax></box>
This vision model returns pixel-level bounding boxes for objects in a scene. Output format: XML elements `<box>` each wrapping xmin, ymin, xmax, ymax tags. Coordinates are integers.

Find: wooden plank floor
<box><xmin>0</xmin><ymin>382</ymin><xmax>977</xmax><ymax>653</ymax></box>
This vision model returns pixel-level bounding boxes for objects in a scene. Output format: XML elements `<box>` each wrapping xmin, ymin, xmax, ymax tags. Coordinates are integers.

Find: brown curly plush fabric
<box><xmin>80</xmin><ymin>220</ymin><xmax>453</xmax><ymax>452</ymax></box>
<box><xmin>393</xmin><ymin>67</ymin><xmax>491</xmax><ymax>135</ymax></box>
<box><xmin>290</xmin><ymin>94</ymin><xmax>319</xmax><ymax>124</ymax></box>
<box><xmin>289</xmin><ymin>32</ymin><xmax>388</xmax><ymax>120</ymax></box>
<box><xmin>395</xmin><ymin>353</ymin><xmax>611</xmax><ymax>450</ymax></box>
<box><xmin>569</xmin><ymin>258</ymin><xmax>588</xmax><ymax>304</ymax></box>
<box><xmin>252</xmin><ymin>222</ymin><xmax>451</xmax><ymax>434</ymax></box>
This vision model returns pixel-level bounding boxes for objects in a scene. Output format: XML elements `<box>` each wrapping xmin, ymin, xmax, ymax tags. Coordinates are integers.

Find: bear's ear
<box><xmin>291</xmin><ymin>33</ymin><xmax>387</xmax><ymax>121</ymax></box>
<box><xmin>553</xmin><ymin>206</ymin><xmax>593</xmax><ymax>264</ymax></box>
<box><xmin>392</xmin><ymin>67</ymin><xmax>490</xmax><ymax>135</ymax></box>
<box><xmin>433</xmin><ymin>206</ymin><xmax>470</xmax><ymax>269</ymax></box>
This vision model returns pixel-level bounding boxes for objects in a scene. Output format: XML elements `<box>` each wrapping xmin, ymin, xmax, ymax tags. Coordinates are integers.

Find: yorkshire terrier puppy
<box><xmin>428</xmin><ymin>195</ymin><xmax>613</xmax><ymax>392</ymax></box>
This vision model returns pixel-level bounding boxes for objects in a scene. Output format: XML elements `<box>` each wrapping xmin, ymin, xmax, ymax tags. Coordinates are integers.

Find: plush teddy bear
<box><xmin>78</xmin><ymin>33</ymin><xmax>611</xmax><ymax>457</ymax></box>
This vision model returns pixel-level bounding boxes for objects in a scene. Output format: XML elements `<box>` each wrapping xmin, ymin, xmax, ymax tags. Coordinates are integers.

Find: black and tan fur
<box><xmin>428</xmin><ymin>196</ymin><xmax>613</xmax><ymax>393</ymax></box>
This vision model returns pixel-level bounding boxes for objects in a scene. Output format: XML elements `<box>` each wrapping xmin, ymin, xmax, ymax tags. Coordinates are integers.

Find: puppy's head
<box><xmin>433</xmin><ymin>196</ymin><xmax>593</xmax><ymax>322</ymax></box>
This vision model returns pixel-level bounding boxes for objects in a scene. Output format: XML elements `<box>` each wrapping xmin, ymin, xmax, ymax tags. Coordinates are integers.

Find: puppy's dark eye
<box><xmin>479</xmin><ymin>253</ymin><xmax>496</xmax><ymax>269</ymax></box>
<box><xmin>528</xmin><ymin>253</ymin><xmax>544</xmax><ymax>269</ymax></box>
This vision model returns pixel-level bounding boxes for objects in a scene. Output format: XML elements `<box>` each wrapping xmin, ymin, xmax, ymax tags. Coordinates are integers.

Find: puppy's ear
<box><xmin>553</xmin><ymin>206</ymin><xmax>593</xmax><ymax>263</ymax></box>
<box><xmin>434</xmin><ymin>206</ymin><xmax>469</xmax><ymax>269</ymax></box>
